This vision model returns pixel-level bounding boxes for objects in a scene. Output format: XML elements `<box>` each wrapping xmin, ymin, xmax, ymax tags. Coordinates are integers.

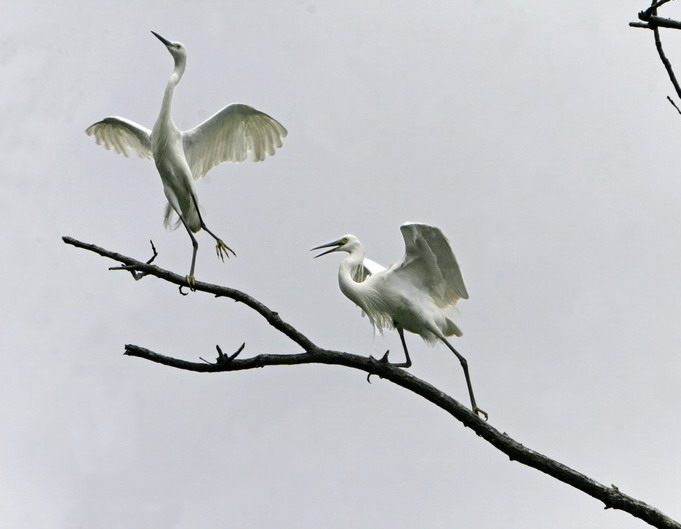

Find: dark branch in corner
<box><xmin>652</xmin><ymin>19</ymin><xmax>681</xmax><ymax>100</ymax></box>
<box><xmin>62</xmin><ymin>235</ymin><xmax>681</xmax><ymax>529</ymax></box>
<box><xmin>631</xmin><ymin>0</ymin><xmax>681</xmax><ymax>101</ymax></box>
<box><xmin>634</xmin><ymin>14</ymin><xmax>681</xmax><ymax>30</ymax></box>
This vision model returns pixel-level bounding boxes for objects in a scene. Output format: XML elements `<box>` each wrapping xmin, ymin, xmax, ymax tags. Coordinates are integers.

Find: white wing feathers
<box><xmin>351</xmin><ymin>257</ymin><xmax>386</xmax><ymax>283</ymax></box>
<box><xmin>85</xmin><ymin>117</ymin><xmax>152</xmax><ymax>159</ymax></box>
<box><xmin>363</xmin><ymin>258</ymin><xmax>386</xmax><ymax>276</ymax></box>
<box><xmin>396</xmin><ymin>223</ymin><xmax>469</xmax><ymax>307</ymax></box>
<box><xmin>182</xmin><ymin>103</ymin><xmax>287</xmax><ymax>180</ymax></box>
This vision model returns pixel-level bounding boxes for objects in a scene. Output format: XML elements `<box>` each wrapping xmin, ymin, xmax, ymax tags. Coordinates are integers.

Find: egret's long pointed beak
<box><xmin>311</xmin><ymin>239</ymin><xmax>344</xmax><ymax>258</ymax></box>
<box><xmin>151</xmin><ymin>31</ymin><xmax>172</xmax><ymax>47</ymax></box>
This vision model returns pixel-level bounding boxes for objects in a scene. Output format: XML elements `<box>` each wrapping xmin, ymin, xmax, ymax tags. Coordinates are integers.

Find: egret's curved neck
<box><xmin>338</xmin><ymin>246</ymin><xmax>367</xmax><ymax>301</ymax></box>
<box><xmin>157</xmin><ymin>58</ymin><xmax>186</xmax><ymax>126</ymax></box>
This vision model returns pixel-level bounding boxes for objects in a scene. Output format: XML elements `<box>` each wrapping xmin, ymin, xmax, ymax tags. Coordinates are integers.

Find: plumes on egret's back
<box><xmin>312</xmin><ymin>223</ymin><xmax>486</xmax><ymax>419</ymax></box>
<box><xmin>86</xmin><ymin>31</ymin><xmax>287</xmax><ymax>289</ymax></box>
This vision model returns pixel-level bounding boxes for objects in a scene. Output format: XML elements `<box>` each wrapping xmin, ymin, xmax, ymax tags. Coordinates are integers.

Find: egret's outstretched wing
<box><xmin>182</xmin><ymin>103</ymin><xmax>287</xmax><ymax>180</ymax></box>
<box><xmin>85</xmin><ymin>117</ymin><xmax>152</xmax><ymax>158</ymax></box>
<box><xmin>394</xmin><ymin>223</ymin><xmax>469</xmax><ymax>307</ymax></box>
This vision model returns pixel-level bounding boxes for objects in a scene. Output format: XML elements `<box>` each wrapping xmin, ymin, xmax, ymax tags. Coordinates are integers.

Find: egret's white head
<box><xmin>151</xmin><ymin>31</ymin><xmax>187</xmax><ymax>70</ymax></box>
<box><xmin>311</xmin><ymin>235</ymin><xmax>362</xmax><ymax>258</ymax></box>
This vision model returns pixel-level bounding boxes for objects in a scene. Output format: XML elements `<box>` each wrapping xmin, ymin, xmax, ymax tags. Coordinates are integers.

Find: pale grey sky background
<box><xmin>2</xmin><ymin>1</ymin><xmax>681</xmax><ymax>528</ymax></box>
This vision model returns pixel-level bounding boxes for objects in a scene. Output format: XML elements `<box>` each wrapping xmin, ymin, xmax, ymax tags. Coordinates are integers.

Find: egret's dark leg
<box><xmin>180</xmin><ymin>217</ymin><xmax>199</xmax><ymax>291</ymax></box>
<box><xmin>391</xmin><ymin>326</ymin><xmax>412</xmax><ymax>368</ymax></box>
<box><xmin>369</xmin><ymin>324</ymin><xmax>411</xmax><ymax>377</ymax></box>
<box><xmin>189</xmin><ymin>193</ymin><xmax>236</xmax><ymax>260</ymax></box>
<box><xmin>440</xmin><ymin>337</ymin><xmax>488</xmax><ymax>420</ymax></box>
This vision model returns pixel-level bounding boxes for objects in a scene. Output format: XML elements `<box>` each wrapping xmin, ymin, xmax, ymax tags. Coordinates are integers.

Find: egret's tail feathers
<box><xmin>163</xmin><ymin>203</ymin><xmax>182</xmax><ymax>230</ymax></box>
<box><xmin>444</xmin><ymin>318</ymin><xmax>463</xmax><ymax>337</ymax></box>
<box><xmin>162</xmin><ymin>202</ymin><xmax>202</xmax><ymax>232</ymax></box>
<box><xmin>184</xmin><ymin>205</ymin><xmax>202</xmax><ymax>233</ymax></box>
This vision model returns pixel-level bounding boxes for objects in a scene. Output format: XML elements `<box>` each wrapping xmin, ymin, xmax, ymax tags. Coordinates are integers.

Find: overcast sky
<box><xmin>2</xmin><ymin>1</ymin><xmax>681</xmax><ymax>528</ymax></box>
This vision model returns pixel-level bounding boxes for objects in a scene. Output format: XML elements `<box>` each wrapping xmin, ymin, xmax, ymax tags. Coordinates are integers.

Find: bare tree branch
<box><xmin>62</xmin><ymin>235</ymin><xmax>318</xmax><ymax>353</ymax></box>
<box><xmin>631</xmin><ymin>0</ymin><xmax>681</xmax><ymax>100</ymax></box>
<box><xmin>635</xmin><ymin>14</ymin><xmax>681</xmax><ymax>30</ymax></box>
<box><xmin>636</xmin><ymin>0</ymin><xmax>676</xmax><ymax>23</ymax></box>
<box><xmin>645</xmin><ymin>0</ymin><xmax>675</xmax><ymax>14</ymax></box>
<box><xmin>63</xmin><ymin>235</ymin><xmax>681</xmax><ymax>529</ymax></box>
<box><xmin>652</xmin><ymin>25</ymin><xmax>681</xmax><ymax>100</ymax></box>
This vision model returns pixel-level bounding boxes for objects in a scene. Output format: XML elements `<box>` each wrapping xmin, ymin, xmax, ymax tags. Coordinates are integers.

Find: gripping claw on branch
<box><xmin>179</xmin><ymin>275</ymin><xmax>196</xmax><ymax>296</ymax></box>
<box><xmin>366</xmin><ymin>350</ymin><xmax>391</xmax><ymax>383</ymax></box>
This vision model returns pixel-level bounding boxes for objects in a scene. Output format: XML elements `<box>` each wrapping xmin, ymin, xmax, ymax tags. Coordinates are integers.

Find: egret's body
<box><xmin>86</xmin><ymin>32</ymin><xmax>287</xmax><ymax>287</ymax></box>
<box><xmin>312</xmin><ymin>223</ymin><xmax>486</xmax><ymax>418</ymax></box>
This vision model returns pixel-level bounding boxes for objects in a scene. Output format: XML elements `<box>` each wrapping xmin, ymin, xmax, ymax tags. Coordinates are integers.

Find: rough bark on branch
<box><xmin>62</xmin><ymin>235</ymin><xmax>681</xmax><ymax>529</ymax></box>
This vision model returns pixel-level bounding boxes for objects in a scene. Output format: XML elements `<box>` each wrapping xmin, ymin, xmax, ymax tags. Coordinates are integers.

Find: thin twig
<box><xmin>199</xmin><ymin>343</ymin><xmax>246</xmax><ymax>365</ymax></box>
<box><xmin>653</xmin><ymin>24</ymin><xmax>681</xmax><ymax>99</ymax></box>
<box><xmin>108</xmin><ymin>240</ymin><xmax>159</xmax><ymax>281</ymax></box>
<box><xmin>640</xmin><ymin>0</ymin><xmax>675</xmax><ymax>20</ymax></box>
<box><xmin>667</xmin><ymin>95</ymin><xmax>681</xmax><ymax>114</ymax></box>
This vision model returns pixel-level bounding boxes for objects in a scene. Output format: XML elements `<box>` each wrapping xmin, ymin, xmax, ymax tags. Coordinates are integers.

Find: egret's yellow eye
<box><xmin>341</xmin><ymin>238</ymin><xmax>348</xmax><ymax>244</ymax></box>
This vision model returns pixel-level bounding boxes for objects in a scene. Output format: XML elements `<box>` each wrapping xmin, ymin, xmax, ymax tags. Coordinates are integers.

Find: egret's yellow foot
<box><xmin>215</xmin><ymin>239</ymin><xmax>236</xmax><ymax>261</ymax></box>
<box><xmin>474</xmin><ymin>407</ymin><xmax>489</xmax><ymax>421</ymax></box>
<box><xmin>185</xmin><ymin>274</ymin><xmax>196</xmax><ymax>291</ymax></box>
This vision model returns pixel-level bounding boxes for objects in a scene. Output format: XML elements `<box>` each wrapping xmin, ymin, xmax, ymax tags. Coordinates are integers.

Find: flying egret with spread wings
<box><xmin>86</xmin><ymin>31</ymin><xmax>287</xmax><ymax>288</ymax></box>
<box><xmin>312</xmin><ymin>223</ymin><xmax>486</xmax><ymax>419</ymax></box>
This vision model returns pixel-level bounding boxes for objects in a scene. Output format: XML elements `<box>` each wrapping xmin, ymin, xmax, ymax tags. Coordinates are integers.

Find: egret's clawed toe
<box><xmin>369</xmin><ymin>349</ymin><xmax>412</xmax><ymax>368</ymax></box>
<box><xmin>215</xmin><ymin>240</ymin><xmax>236</xmax><ymax>261</ymax></box>
<box><xmin>186</xmin><ymin>274</ymin><xmax>197</xmax><ymax>291</ymax></box>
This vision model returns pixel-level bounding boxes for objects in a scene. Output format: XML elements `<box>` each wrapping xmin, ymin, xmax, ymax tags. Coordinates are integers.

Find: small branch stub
<box><xmin>200</xmin><ymin>343</ymin><xmax>246</xmax><ymax>365</ymax></box>
<box><xmin>108</xmin><ymin>240</ymin><xmax>159</xmax><ymax>281</ymax></box>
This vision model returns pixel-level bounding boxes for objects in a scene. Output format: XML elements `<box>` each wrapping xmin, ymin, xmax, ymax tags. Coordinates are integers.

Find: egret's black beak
<box><xmin>311</xmin><ymin>239</ymin><xmax>344</xmax><ymax>258</ymax></box>
<box><xmin>151</xmin><ymin>31</ymin><xmax>172</xmax><ymax>47</ymax></box>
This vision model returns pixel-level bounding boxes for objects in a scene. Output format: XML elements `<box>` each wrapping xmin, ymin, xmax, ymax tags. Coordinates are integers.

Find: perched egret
<box><xmin>86</xmin><ymin>31</ymin><xmax>287</xmax><ymax>288</ymax></box>
<box><xmin>312</xmin><ymin>223</ymin><xmax>486</xmax><ymax>419</ymax></box>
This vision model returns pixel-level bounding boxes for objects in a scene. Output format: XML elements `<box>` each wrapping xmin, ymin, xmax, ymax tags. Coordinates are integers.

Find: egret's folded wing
<box><xmin>395</xmin><ymin>223</ymin><xmax>469</xmax><ymax>307</ymax></box>
<box><xmin>85</xmin><ymin>117</ymin><xmax>152</xmax><ymax>159</ymax></box>
<box><xmin>350</xmin><ymin>257</ymin><xmax>386</xmax><ymax>283</ymax></box>
<box><xmin>363</xmin><ymin>258</ymin><xmax>386</xmax><ymax>276</ymax></box>
<box><xmin>182</xmin><ymin>103</ymin><xmax>287</xmax><ymax>180</ymax></box>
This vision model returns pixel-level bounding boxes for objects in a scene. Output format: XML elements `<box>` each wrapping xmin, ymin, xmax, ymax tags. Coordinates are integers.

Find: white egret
<box><xmin>86</xmin><ymin>31</ymin><xmax>287</xmax><ymax>288</ymax></box>
<box><xmin>312</xmin><ymin>223</ymin><xmax>486</xmax><ymax>419</ymax></box>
